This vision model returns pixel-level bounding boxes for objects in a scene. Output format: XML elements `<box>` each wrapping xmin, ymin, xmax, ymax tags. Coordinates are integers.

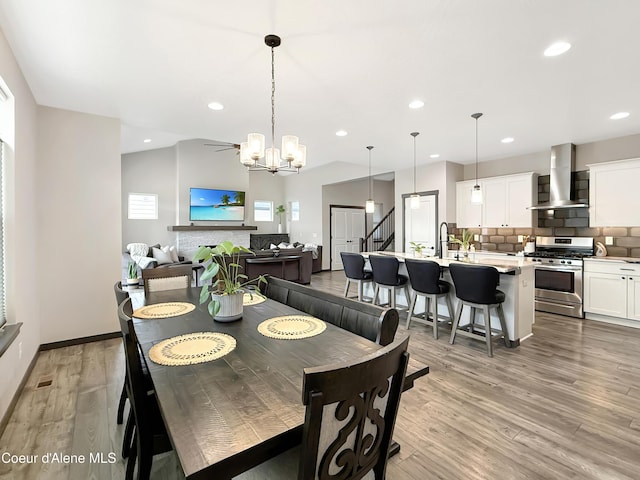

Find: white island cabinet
<box><xmin>362</xmin><ymin>252</ymin><xmax>535</xmax><ymax>344</ymax></box>
<box><xmin>584</xmin><ymin>258</ymin><xmax>640</xmax><ymax>327</ymax></box>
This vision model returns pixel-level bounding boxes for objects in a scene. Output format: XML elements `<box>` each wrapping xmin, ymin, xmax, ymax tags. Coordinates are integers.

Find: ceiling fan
<box><xmin>203</xmin><ymin>141</ymin><xmax>240</xmax><ymax>153</ymax></box>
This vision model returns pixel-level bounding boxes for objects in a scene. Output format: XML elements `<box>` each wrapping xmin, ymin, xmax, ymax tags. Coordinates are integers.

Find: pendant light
<box><xmin>470</xmin><ymin>112</ymin><xmax>484</xmax><ymax>204</ymax></box>
<box><xmin>365</xmin><ymin>146</ymin><xmax>375</xmax><ymax>213</ymax></box>
<box><xmin>410</xmin><ymin>132</ymin><xmax>420</xmax><ymax>209</ymax></box>
<box><xmin>239</xmin><ymin>34</ymin><xmax>307</xmax><ymax>173</ymax></box>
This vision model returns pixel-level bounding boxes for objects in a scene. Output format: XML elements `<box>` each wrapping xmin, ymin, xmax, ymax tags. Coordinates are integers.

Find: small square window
<box><xmin>254</xmin><ymin>200</ymin><xmax>273</xmax><ymax>222</ymax></box>
<box><xmin>128</xmin><ymin>193</ymin><xmax>158</xmax><ymax>220</ymax></box>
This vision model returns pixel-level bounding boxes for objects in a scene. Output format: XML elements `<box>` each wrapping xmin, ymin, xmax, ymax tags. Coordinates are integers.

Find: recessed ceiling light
<box><xmin>610</xmin><ymin>112</ymin><xmax>630</xmax><ymax>120</ymax></box>
<box><xmin>501</xmin><ymin>137</ymin><xmax>514</xmax><ymax>143</ymax></box>
<box><xmin>409</xmin><ymin>100</ymin><xmax>424</xmax><ymax>109</ymax></box>
<box><xmin>430</xmin><ymin>154</ymin><xmax>440</xmax><ymax>159</ymax></box>
<box><xmin>207</xmin><ymin>102</ymin><xmax>224</xmax><ymax>111</ymax></box>
<box><xmin>544</xmin><ymin>41</ymin><xmax>571</xmax><ymax>57</ymax></box>
<box><xmin>143</xmin><ymin>138</ymin><xmax>151</xmax><ymax>143</ymax></box>
<box><xmin>336</xmin><ymin>130</ymin><xmax>348</xmax><ymax>137</ymax></box>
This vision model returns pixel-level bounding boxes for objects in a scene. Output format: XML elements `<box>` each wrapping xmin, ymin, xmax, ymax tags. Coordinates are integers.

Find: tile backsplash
<box><xmin>450</xmin><ymin>170</ymin><xmax>640</xmax><ymax>258</ymax></box>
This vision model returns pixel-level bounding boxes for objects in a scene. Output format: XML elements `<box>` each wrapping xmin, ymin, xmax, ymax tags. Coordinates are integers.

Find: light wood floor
<box><xmin>2</xmin><ymin>270</ymin><xmax>640</xmax><ymax>479</ymax></box>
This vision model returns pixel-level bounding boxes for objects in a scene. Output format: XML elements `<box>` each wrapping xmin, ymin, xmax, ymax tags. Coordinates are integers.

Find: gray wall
<box><xmin>462</xmin><ymin>133</ymin><xmax>640</xmax><ymax>179</ymax></box>
<box><xmin>122</xmin><ymin>139</ymin><xmax>286</xmax><ymax>252</ymax></box>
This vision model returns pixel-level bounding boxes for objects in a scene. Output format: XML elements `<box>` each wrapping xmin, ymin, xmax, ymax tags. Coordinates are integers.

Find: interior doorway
<box><xmin>330</xmin><ymin>205</ymin><xmax>366</xmax><ymax>270</ymax></box>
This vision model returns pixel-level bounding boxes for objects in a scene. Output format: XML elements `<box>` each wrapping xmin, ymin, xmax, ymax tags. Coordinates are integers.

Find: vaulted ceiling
<box><xmin>1</xmin><ymin>0</ymin><xmax>639</xmax><ymax>171</ymax></box>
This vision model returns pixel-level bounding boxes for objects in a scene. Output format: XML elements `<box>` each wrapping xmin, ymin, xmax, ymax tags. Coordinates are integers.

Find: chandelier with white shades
<box><xmin>239</xmin><ymin>34</ymin><xmax>307</xmax><ymax>174</ymax></box>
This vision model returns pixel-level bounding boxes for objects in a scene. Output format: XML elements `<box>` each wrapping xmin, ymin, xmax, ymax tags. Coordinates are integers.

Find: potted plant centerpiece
<box><xmin>193</xmin><ymin>241</ymin><xmax>267</xmax><ymax>322</ymax></box>
<box><xmin>449</xmin><ymin>229</ymin><xmax>474</xmax><ymax>257</ymax></box>
<box><xmin>126</xmin><ymin>261</ymin><xmax>139</xmax><ymax>285</ymax></box>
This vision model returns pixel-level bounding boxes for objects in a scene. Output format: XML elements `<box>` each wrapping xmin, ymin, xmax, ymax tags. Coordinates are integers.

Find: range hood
<box><xmin>529</xmin><ymin>143</ymin><xmax>589</xmax><ymax>210</ymax></box>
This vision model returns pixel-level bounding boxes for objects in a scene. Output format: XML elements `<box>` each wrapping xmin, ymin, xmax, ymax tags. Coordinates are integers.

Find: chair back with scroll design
<box><xmin>299</xmin><ymin>336</ymin><xmax>409</xmax><ymax>480</ymax></box>
<box><xmin>142</xmin><ymin>264</ymin><xmax>192</xmax><ymax>296</ymax></box>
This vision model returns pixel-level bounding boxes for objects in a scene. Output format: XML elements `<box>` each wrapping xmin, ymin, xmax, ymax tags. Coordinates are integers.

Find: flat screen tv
<box><xmin>190</xmin><ymin>188</ymin><xmax>245</xmax><ymax>221</ymax></box>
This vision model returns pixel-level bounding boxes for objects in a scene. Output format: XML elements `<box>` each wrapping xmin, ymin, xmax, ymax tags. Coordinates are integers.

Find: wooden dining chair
<box><xmin>237</xmin><ymin>336</ymin><xmax>410</xmax><ymax>480</ymax></box>
<box><xmin>118</xmin><ymin>297</ymin><xmax>173</xmax><ymax>480</ymax></box>
<box><xmin>115</xmin><ymin>281</ymin><xmax>130</xmax><ymax>425</ymax></box>
<box><xmin>141</xmin><ymin>264</ymin><xmax>192</xmax><ymax>296</ymax></box>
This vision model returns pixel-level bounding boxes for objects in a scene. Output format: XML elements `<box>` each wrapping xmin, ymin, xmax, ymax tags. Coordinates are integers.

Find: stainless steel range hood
<box><xmin>529</xmin><ymin>143</ymin><xmax>589</xmax><ymax>210</ymax></box>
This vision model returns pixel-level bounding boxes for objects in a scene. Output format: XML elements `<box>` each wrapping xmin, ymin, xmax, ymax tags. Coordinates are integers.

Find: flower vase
<box><xmin>277</xmin><ymin>223</ymin><xmax>282</xmax><ymax>234</ymax></box>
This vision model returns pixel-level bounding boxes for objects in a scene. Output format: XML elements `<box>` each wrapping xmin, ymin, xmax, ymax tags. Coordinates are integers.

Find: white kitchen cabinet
<box><xmin>456</xmin><ymin>180</ymin><xmax>482</xmax><ymax>228</ymax></box>
<box><xmin>456</xmin><ymin>173</ymin><xmax>535</xmax><ymax>228</ymax></box>
<box><xmin>588</xmin><ymin>158</ymin><xmax>640</xmax><ymax>227</ymax></box>
<box><xmin>584</xmin><ymin>259</ymin><xmax>640</xmax><ymax>323</ymax></box>
<box><xmin>628</xmin><ymin>275</ymin><xmax>640</xmax><ymax>321</ymax></box>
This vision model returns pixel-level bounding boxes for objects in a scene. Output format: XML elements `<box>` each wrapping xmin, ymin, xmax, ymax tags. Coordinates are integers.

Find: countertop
<box><xmin>584</xmin><ymin>256</ymin><xmax>640</xmax><ymax>264</ymax></box>
<box><xmin>364</xmin><ymin>251</ymin><xmax>532</xmax><ymax>274</ymax></box>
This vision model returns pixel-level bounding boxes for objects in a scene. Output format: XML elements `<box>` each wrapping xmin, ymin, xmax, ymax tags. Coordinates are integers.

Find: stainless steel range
<box><xmin>527</xmin><ymin>237</ymin><xmax>594</xmax><ymax>318</ymax></box>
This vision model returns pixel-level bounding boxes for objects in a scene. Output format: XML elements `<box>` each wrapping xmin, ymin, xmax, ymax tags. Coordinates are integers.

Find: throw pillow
<box><xmin>127</xmin><ymin>242</ymin><xmax>149</xmax><ymax>259</ymax></box>
<box><xmin>152</xmin><ymin>247</ymin><xmax>173</xmax><ymax>265</ymax></box>
<box><xmin>270</xmin><ymin>243</ymin><xmax>278</xmax><ymax>249</ymax></box>
<box><xmin>160</xmin><ymin>245</ymin><xmax>180</xmax><ymax>263</ymax></box>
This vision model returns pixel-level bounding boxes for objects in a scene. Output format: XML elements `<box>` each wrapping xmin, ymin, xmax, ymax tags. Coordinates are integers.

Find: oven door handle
<box><xmin>534</xmin><ymin>266</ymin><xmax>582</xmax><ymax>273</ymax></box>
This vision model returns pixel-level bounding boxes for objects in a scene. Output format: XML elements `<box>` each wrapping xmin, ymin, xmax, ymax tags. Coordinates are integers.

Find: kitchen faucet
<box><xmin>439</xmin><ymin>222</ymin><xmax>449</xmax><ymax>258</ymax></box>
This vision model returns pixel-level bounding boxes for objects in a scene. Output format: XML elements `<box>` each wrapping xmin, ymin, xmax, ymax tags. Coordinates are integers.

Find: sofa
<box><xmin>122</xmin><ymin>242</ymin><xmax>191</xmax><ymax>280</ymax></box>
<box><xmin>249</xmin><ymin>233</ymin><xmax>323</xmax><ymax>273</ymax></box>
<box><xmin>238</xmin><ymin>248</ymin><xmax>313</xmax><ymax>285</ymax></box>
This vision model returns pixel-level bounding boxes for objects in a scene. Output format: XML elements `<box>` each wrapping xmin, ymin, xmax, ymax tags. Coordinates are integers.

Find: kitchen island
<box><xmin>362</xmin><ymin>251</ymin><xmax>535</xmax><ymax>345</ymax></box>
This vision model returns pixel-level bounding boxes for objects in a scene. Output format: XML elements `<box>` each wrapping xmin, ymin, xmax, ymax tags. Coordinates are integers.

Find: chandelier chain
<box><xmin>271</xmin><ymin>45</ymin><xmax>276</xmax><ymax>152</ymax></box>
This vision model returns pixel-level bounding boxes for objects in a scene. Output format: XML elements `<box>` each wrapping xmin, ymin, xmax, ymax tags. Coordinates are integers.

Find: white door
<box><xmin>404</xmin><ymin>194</ymin><xmax>437</xmax><ymax>255</ymax></box>
<box><xmin>331</xmin><ymin>207</ymin><xmax>366</xmax><ymax>270</ymax></box>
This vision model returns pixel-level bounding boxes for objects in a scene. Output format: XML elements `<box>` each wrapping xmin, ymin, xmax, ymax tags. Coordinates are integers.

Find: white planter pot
<box><xmin>211</xmin><ymin>291</ymin><xmax>244</xmax><ymax>322</ymax></box>
<box><xmin>126</xmin><ymin>277</ymin><xmax>139</xmax><ymax>285</ymax></box>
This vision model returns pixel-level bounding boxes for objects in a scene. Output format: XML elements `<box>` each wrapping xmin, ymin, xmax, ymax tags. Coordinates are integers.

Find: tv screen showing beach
<box><xmin>189</xmin><ymin>188</ymin><xmax>245</xmax><ymax>221</ymax></box>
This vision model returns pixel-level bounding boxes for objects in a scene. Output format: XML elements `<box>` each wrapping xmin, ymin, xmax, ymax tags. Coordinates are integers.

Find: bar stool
<box><xmin>448</xmin><ymin>263</ymin><xmax>511</xmax><ymax>357</ymax></box>
<box><xmin>404</xmin><ymin>259</ymin><xmax>455</xmax><ymax>339</ymax></box>
<box><xmin>369</xmin><ymin>255</ymin><xmax>410</xmax><ymax>309</ymax></box>
<box><xmin>340</xmin><ymin>252</ymin><xmax>374</xmax><ymax>302</ymax></box>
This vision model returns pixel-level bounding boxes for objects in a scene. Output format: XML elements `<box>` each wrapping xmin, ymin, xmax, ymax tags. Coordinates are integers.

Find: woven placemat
<box><xmin>133</xmin><ymin>302</ymin><xmax>196</xmax><ymax>319</ymax></box>
<box><xmin>257</xmin><ymin>315</ymin><xmax>327</xmax><ymax>340</ymax></box>
<box><xmin>243</xmin><ymin>292</ymin><xmax>266</xmax><ymax>306</ymax></box>
<box><xmin>149</xmin><ymin>332</ymin><xmax>236</xmax><ymax>366</ymax></box>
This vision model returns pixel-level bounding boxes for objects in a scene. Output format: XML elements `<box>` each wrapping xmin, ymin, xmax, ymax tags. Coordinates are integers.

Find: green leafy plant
<box><xmin>193</xmin><ymin>241</ymin><xmax>267</xmax><ymax>317</ymax></box>
<box><xmin>275</xmin><ymin>204</ymin><xmax>286</xmax><ymax>224</ymax></box>
<box><xmin>409</xmin><ymin>241</ymin><xmax>426</xmax><ymax>255</ymax></box>
<box><xmin>127</xmin><ymin>261</ymin><xmax>138</xmax><ymax>280</ymax></box>
<box><xmin>449</xmin><ymin>229</ymin><xmax>474</xmax><ymax>252</ymax></box>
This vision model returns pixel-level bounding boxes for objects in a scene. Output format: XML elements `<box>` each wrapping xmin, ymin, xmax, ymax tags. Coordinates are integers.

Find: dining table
<box><xmin>132</xmin><ymin>286</ymin><xmax>428</xmax><ymax>480</ymax></box>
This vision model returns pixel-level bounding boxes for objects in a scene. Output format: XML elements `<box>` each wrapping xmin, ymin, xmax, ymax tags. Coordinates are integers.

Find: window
<box><xmin>0</xmin><ymin>140</ymin><xmax>5</xmax><ymax>329</ymax></box>
<box><xmin>254</xmin><ymin>201</ymin><xmax>273</xmax><ymax>222</ymax></box>
<box><xmin>291</xmin><ymin>201</ymin><xmax>300</xmax><ymax>221</ymax></box>
<box><xmin>128</xmin><ymin>193</ymin><xmax>158</xmax><ymax>220</ymax></box>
